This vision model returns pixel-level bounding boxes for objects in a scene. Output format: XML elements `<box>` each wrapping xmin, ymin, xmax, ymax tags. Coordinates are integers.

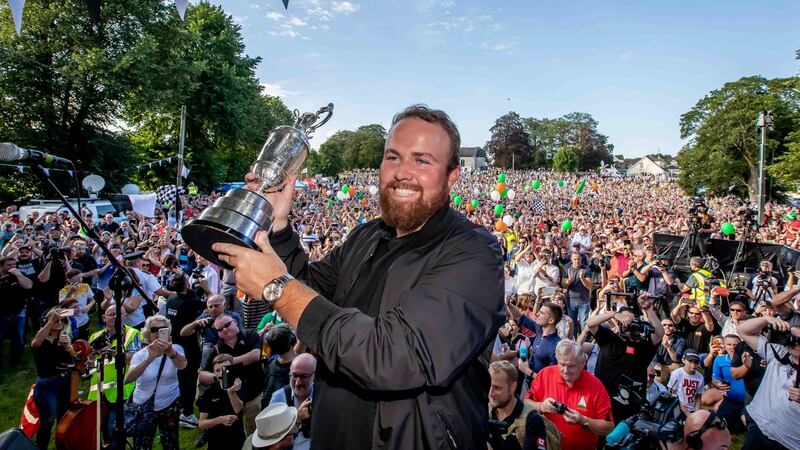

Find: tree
<box><xmin>485</xmin><ymin>112</ymin><xmax>533</xmax><ymax>169</ymax></box>
<box><xmin>677</xmin><ymin>76</ymin><xmax>800</xmax><ymax>201</ymax></box>
<box><xmin>307</xmin><ymin>124</ymin><xmax>386</xmax><ymax>176</ymax></box>
<box><xmin>552</xmin><ymin>146</ymin><xmax>580</xmax><ymax>173</ymax></box>
<box><xmin>522</xmin><ymin>113</ymin><xmax>613</xmax><ymax>170</ymax></box>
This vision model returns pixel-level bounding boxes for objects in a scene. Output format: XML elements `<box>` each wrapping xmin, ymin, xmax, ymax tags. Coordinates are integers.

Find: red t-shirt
<box><xmin>526</xmin><ymin>366</ymin><xmax>613</xmax><ymax>450</ymax></box>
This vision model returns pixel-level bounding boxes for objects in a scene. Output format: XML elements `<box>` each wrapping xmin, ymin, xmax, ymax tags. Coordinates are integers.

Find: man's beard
<box><xmin>379</xmin><ymin>179</ymin><xmax>449</xmax><ymax>233</ymax></box>
<box><xmin>489</xmin><ymin>394</ymin><xmax>512</xmax><ymax>410</ymax></box>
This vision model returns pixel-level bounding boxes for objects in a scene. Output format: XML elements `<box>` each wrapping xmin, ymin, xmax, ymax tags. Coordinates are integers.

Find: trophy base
<box><xmin>181</xmin><ymin>220</ymin><xmax>259</xmax><ymax>270</ymax></box>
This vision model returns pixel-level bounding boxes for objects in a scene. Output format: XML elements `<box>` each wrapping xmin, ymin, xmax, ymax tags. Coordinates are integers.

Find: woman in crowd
<box><xmin>124</xmin><ymin>314</ymin><xmax>188</xmax><ymax>450</ymax></box>
<box><xmin>58</xmin><ymin>268</ymin><xmax>94</xmax><ymax>340</ymax></box>
<box><xmin>31</xmin><ymin>308</ymin><xmax>78</xmax><ymax>450</ymax></box>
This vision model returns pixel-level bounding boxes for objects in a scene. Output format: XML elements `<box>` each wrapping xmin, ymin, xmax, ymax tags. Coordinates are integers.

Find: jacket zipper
<box><xmin>436</xmin><ymin>412</ymin><xmax>458</xmax><ymax>449</ymax></box>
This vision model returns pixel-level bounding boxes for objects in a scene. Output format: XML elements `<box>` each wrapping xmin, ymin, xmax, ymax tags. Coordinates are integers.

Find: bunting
<box><xmin>175</xmin><ymin>0</ymin><xmax>188</xmax><ymax>20</ymax></box>
<box><xmin>7</xmin><ymin>0</ymin><xmax>25</xmax><ymax>35</ymax></box>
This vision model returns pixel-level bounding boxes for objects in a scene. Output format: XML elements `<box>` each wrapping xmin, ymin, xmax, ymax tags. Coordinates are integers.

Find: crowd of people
<box><xmin>1</xmin><ymin>128</ymin><xmax>800</xmax><ymax>448</ymax></box>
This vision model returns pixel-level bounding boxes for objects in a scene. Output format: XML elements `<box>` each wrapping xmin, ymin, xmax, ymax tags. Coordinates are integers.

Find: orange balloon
<box><xmin>321</xmin><ymin>188</ymin><xmax>328</xmax><ymax>197</ymax></box>
<box><xmin>348</xmin><ymin>186</ymin><xmax>356</xmax><ymax>196</ymax></box>
<box><xmin>495</xmin><ymin>220</ymin><xmax>508</xmax><ymax>232</ymax></box>
<box><xmin>360</xmin><ymin>198</ymin><xmax>367</xmax><ymax>205</ymax></box>
<box><xmin>465</xmin><ymin>204</ymin><xmax>474</xmax><ymax>213</ymax></box>
<box><xmin>591</xmin><ymin>184</ymin><xmax>599</xmax><ymax>191</ymax></box>
<box><xmin>496</xmin><ymin>182</ymin><xmax>506</xmax><ymax>193</ymax></box>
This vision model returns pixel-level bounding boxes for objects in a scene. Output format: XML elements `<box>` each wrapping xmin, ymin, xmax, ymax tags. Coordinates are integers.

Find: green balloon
<box><xmin>533</xmin><ymin>180</ymin><xmax>541</xmax><ymax>190</ymax></box>
<box><xmin>327</xmin><ymin>199</ymin><xmax>334</xmax><ymax>206</ymax></box>
<box><xmin>561</xmin><ymin>220</ymin><xmax>573</xmax><ymax>232</ymax></box>
<box><xmin>454</xmin><ymin>196</ymin><xmax>463</xmax><ymax>206</ymax></box>
<box><xmin>498</xmin><ymin>173</ymin><xmax>507</xmax><ymax>183</ymax></box>
<box><xmin>721</xmin><ymin>222</ymin><xmax>735</xmax><ymax>236</ymax></box>
<box><xmin>471</xmin><ymin>199</ymin><xmax>479</xmax><ymax>208</ymax></box>
<box><xmin>501</xmin><ymin>188</ymin><xmax>508</xmax><ymax>198</ymax></box>
<box><xmin>341</xmin><ymin>185</ymin><xmax>349</xmax><ymax>194</ymax></box>
<box><xmin>558</xmin><ymin>180</ymin><xmax>564</xmax><ymax>187</ymax></box>
<box><xmin>494</xmin><ymin>204</ymin><xmax>504</xmax><ymax>216</ymax></box>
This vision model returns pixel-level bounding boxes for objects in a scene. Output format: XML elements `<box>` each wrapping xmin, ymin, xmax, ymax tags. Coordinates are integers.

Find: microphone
<box><xmin>605</xmin><ymin>420</ymin><xmax>631</xmax><ymax>446</ymax></box>
<box><xmin>0</xmin><ymin>142</ymin><xmax>73</xmax><ymax>165</ymax></box>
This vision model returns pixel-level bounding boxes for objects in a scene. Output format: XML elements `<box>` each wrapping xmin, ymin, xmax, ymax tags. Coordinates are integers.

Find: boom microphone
<box><xmin>605</xmin><ymin>420</ymin><xmax>631</xmax><ymax>446</ymax></box>
<box><xmin>0</xmin><ymin>142</ymin><xmax>73</xmax><ymax>165</ymax></box>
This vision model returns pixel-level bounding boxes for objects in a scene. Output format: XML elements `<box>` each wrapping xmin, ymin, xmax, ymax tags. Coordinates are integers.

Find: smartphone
<box><xmin>221</xmin><ymin>366</ymin><xmax>232</xmax><ymax>389</ymax></box>
<box><xmin>158</xmin><ymin>328</ymin><xmax>170</xmax><ymax>341</ymax></box>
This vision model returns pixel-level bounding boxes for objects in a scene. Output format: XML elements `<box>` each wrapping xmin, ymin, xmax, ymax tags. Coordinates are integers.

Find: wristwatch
<box><xmin>261</xmin><ymin>274</ymin><xmax>295</xmax><ymax>305</ymax></box>
<box><xmin>581</xmin><ymin>420</ymin><xmax>590</xmax><ymax>431</ymax></box>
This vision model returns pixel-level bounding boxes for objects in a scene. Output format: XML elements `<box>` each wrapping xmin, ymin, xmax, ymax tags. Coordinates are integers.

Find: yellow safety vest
<box><xmin>88</xmin><ymin>326</ymin><xmax>140</xmax><ymax>403</ymax></box>
<box><xmin>689</xmin><ymin>269</ymin><xmax>726</xmax><ymax>307</ymax></box>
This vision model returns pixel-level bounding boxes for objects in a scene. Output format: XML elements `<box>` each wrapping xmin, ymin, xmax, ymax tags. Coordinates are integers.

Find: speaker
<box><xmin>0</xmin><ymin>428</ymin><xmax>37</xmax><ymax>450</ymax></box>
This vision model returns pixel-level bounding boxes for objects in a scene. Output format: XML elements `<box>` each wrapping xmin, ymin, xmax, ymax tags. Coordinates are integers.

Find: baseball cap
<box><xmin>684</xmin><ymin>350</ymin><xmax>700</xmax><ymax>362</ymax></box>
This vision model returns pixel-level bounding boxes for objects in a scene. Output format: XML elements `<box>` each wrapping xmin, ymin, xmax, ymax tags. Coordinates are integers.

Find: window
<box><xmin>460</xmin><ymin>158</ymin><xmax>466</xmax><ymax>166</ymax></box>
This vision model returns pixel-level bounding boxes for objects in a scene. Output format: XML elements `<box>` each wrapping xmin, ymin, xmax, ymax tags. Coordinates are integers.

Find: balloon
<box><xmin>357</xmin><ymin>192</ymin><xmax>364</xmax><ymax>199</ymax></box>
<box><xmin>533</xmin><ymin>180</ymin><xmax>541</xmax><ymax>190</ymax></box>
<box><xmin>496</xmin><ymin>182</ymin><xmax>506</xmax><ymax>193</ymax></box>
<box><xmin>494</xmin><ymin>204</ymin><xmax>504</xmax><ymax>216</ymax></box>
<box><xmin>471</xmin><ymin>199</ymin><xmax>479</xmax><ymax>208</ymax></box>
<box><xmin>503</xmin><ymin>215</ymin><xmax>514</xmax><ymax>227</ymax></box>
<box><xmin>507</xmin><ymin>189</ymin><xmax>516</xmax><ymax>200</ymax></box>
<box><xmin>473</xmin><ymin>187</ymin><xmax>480</xmax><ymax>196</ymax></box>
<box><xmin>501</xmin><ymin>188</ymin><xmax>508</xmax><ymax>198</ymax></box>
<box><xmin>465</xmin><ymin>204</ymin><xmax>474</xmax><ymax>213</ymax></box>
<box><xmin>368</xmin><ymin>185</ymin><xmax>378</xmax><ymax>195</ymax></box>
<box><xmin>558</xmin><ymin>180</ymin><xmax>564</xmax><ymax>187</ymax></box>
<box><xmin>336</xmin><ymin>191</ymin><xmax>346</xmax><ymax>200</ymax></box>
<box><xmin>327</xmin><ymin>199</ymin><xmax>334</xmax><ymax>206</ymax></box>
<box><xmin>561</xmin><ymin>220</ymin><xmax>572</xmax><ymax>232</ymax></box>
<box><xmin>321</xmin><ymin>188</ymin><xmax>328</xmax><ymax>197</ymax></box>
<box><xmin>721</xmin><ymin>222</ymin><xmax>735</xmax><ymax>236</ymax></box>
<box><xmin>453</xmin><ymin>196</ymin><xmax>463</xmax><ymax>207</ymax></box>
<box><xmin>498</xmin><ymin>173</ymin><xmax>507</xmax><ymax>183</ymax></box>
<box><xmin>495</xmin><ymin>220</ymin><xmax>508</xmax><ymax>233</ymax></box>
<box><xmin>591</xmin><ymin>184</ymin><xmax>599</xmax><ymax>192</ymax></box>
<box><xmin>360</xmin><ymin>198</ymin><xmax>368</xmax><ymax>206</ymax></box>
<box><xmin>490</xmin><ymin>191</ymin><xmax>501</xmax><ymax>201</ymax></box>
<box><xmin>348</xmin><ymin>186</ymin><xmax>355</xmax><ymax>197</ymax></box>
<box><xmin>341</xmin><ymin>185</ymin><xmax>349</xmax><ymax>194</ymax></box>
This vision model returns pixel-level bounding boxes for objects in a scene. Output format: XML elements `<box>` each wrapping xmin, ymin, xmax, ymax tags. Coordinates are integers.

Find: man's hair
<box><xmin>390</xmin><ymin>104</ymin><xmax>461</xmax><ymax>172</ymax></box>
<box><xmin>541</xmin><ymin>302</ymin><xmax>563</xmax><ymax>325</ymax></box>
<box><xmin>689</xmin><ymin>256</ymin><xmax>703</xmax><ymax>268</ymax></box>
<box><xmin>488</xmin><ymin>360</ymin><xmax>517</xmax><ymax>385</ymax></box>
<box><xmin>266</xmin><ymin>324</ymin><xmax>297</xmax><ymax>355</ymax></box>
<box><xmin>723</xmin><ymin>334</ymin><xmax>741</xmax><ymax>342</ymax></box>
<box><xmin>555</xmin><ymin>339</ymin><xmax>586</xmax><ymax>363</ymax></box>
<box><xmin>212</xmin><ymin>353</ymin><xmax>234</xmax><ymax>366</ymax></box>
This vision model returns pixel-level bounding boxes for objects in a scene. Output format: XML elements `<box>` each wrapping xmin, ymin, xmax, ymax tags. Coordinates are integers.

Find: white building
<box><xmin>459</xmin><ymin>147</ymin><xmax>488</xmax><ymax>170</ymax></box>
<box><xmin>625</xmin><ymin>156</ymin><xmax>668</xmax><ymax>176</ymax></box>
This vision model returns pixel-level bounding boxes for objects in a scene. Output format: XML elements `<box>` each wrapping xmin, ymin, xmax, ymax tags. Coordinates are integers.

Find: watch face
<box><xmin>264</xmin><ymin>283</ymin><xmax>282</xmax><ymax>302</ymax></box>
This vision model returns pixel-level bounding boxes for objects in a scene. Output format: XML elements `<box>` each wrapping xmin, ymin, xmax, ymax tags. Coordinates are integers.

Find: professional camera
<box><xmin>623</xmin><ymin>318</ymin><xmax>656</xmax><ymax>342</ymax></box>
<box><xmin>607</xmin><ymin>389</ymin><xmax>684</xmax><ymax>449</ymax></box>
<box><xmin>768</xmin><ymin>325</ymin><xmax>800</xmax><ymax>347</ymax></box>
<box><xmin>552</xmin><ymin>401</ymin><xmax>568</xmax><ymax>415</ymax></box>
<box><xmin>90</xmin><ymin>332</ymin><xmax>112</xmax><ymax>352</ymax></box>
<box><xmin>738</xmin><ymin>206</ymin><xmax>759</xmax><ymax>231</ymax></box>
<box><xmin>191</xmin><ymin>268</ymin><xmax>204</xmax><ymax>279</ymax></box>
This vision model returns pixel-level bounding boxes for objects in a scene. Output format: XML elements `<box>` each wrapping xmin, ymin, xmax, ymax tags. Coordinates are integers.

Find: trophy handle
<box><xmin>307</xmin><ymin>103</ymin><xmax>334</xmax><ymax>134</ymax></box>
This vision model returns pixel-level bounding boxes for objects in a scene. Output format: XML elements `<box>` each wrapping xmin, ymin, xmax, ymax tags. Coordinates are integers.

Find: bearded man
<box><xmin>214</xmin><ymin>105</ymin><xmax>505</xmax><ymax>449</ymax></box>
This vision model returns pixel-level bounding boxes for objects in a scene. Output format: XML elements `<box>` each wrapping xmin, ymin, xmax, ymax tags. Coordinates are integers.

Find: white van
<box><xmin>19</xmin><ymin>198</ymin><xmax>118</xmax><ymax>220</ymax></box>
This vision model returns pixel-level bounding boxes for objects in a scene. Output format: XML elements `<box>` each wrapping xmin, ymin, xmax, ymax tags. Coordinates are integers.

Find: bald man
<box><xmin>666</xmin><ymin>409</ymin><xmax>731</xmax><ymax>450</ymax></box>
<box><xmin>269</xmin><ymin>353</ymin><xmax>316</xmax><ymax>450</ymax></box>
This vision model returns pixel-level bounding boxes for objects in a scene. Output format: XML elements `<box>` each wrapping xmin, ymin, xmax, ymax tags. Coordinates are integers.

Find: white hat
<box><xmin>250</xmin><ymin>402</ymin><xmax>297</xmax><ymax>448</ymax></box>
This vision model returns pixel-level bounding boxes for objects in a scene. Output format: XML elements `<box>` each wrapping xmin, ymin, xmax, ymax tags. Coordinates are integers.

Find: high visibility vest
<box><xmin>689</xmin><ymin>269</ymin><xmax>726</xmax><ymax>307</ymax></box>
<box><xmin>88</xmin><ymin>326</ymin><xmax>140</xmax><ymax>403</ymax></box>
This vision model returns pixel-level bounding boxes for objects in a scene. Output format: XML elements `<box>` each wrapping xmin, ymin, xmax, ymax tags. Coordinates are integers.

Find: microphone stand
<box><xmin>31</xmin><ymin>164</ymin><xmax>154</xmax><ymax>450</ymax></box>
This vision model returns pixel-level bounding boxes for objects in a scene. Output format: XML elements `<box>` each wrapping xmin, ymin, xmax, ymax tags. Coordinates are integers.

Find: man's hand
<box><xmin>212</xmin><ymin>231</ymin><xmax>288</xmax><ymax>301</ymax></box>
<box><xmin>661</xmin><ymin>334</ymin><xmax>672</xmax><ymax>349</ymax></box>
<box><xmin>742</xmin><ymin>351</ymin><xmax>752</xmax><ymax>369</ymax></box>
<box><xmin>244</xmin><ymin>173</ymin><xmax>296</xmax><ymax>232</ymax></box>
<box><xmin>613</xmin><ymin>312</ymin><xmax>633</xmax><ymax>328</ymax></box>
<box><xmin>766</xmin><ymin>317</ymin><xmax>790</xmax><ymax>332</ymax></box>
<box><xmin>638</xmin><ymin>295</ymin><xmax>653</xmax><ymax>311</ymax></box>
<box><xmin>297</xmin><ymin>398</ymin><xmax>313</xmax><ymax>422</ymax></box>
<box><xmin>562</xmin><ymin>408</ymin><xmax>583</xmax><ymax>425</ymax></box>
<box><xmin>227</xmin><ymin>378</ymin><xmax>242</xmax><ymax>394</ymax></box>
<box><xmin>539</xmin><ymin>398</ymin><xmax>558</xmax><ymax>414</ymax></box>
<box><xmin>218</xmin><ymin>415</ymin><xmax>238</xmax><ymax>427</ymax></box>
<box><xmin>789</xmin><ymin>387</ymin><xmax>800</xmax><ymax>403</ymax></box>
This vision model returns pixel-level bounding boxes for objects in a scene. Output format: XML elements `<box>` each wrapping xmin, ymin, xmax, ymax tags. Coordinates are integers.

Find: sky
<box><xmin>212</xmin><ymin>0</ymin><xmax>799</xmax><ymax>159</ymax></box>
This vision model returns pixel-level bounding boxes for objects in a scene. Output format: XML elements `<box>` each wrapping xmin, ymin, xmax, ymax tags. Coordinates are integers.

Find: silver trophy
<box><xmin>181</xmin><ymin>103</ymin><xmax>333</xmax><ymax>269</ymax></box>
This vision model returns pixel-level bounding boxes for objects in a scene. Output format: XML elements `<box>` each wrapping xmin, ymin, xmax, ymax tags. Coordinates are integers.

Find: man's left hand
<box><xmin>212</xmin><ymin>231</ymin><xmax>287</xmax><ymax>300</ymax></box>
<box><xmin>562</xmin><ymin>408</ymin><xmax>583</xmax><ymax>425</ymax></box>
<box><xmin>789</xmin><ymin>387</ymin><xmax>800</xmax><ymax>403</ymax></box>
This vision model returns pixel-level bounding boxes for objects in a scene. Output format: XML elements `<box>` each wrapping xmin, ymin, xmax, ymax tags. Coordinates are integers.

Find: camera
<box><xmin>191</xmin><ymin>268</ymin><xmax>204</xmax><ymax>279</ymax></box>
<box><xmin>90</xmin><ymin>333</ymin><xmax>112</xmax><ymax>352</ymax></box>
<box><xmin>623</xmin><ymin>318</ymin><xmax>656</xmax><ymax>342</ymax></box>
<box><xmin>608</xmin><ymin>379</ymin><xmax>684</xmax><ymax>449</ymax></box>
<box><xmin>552</xmin><ymin>401</ymin><xmax>568</xmax><ymax>414</ymax></box>
<box><xmin>768</xmin><ymin>325</ymin><xmax>800</xmax><ymax>347</ymax></box>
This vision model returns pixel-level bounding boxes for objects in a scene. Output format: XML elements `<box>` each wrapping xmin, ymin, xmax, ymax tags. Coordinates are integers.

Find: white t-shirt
<box><xmin>133</xmin><ymin>268</ymin><xmax>163</xmax><ymax>299</ymax></box>
<box><xmin>667</xmin><ymin>367</ymin><xmax>704</xmax><ymax>412</ymax></box>
<box><xmin>130</xmin><ymin>344</ymin><xmax>184</xmax><ymax>411</ymax></box>
<box><xmin>58</xmin><ymin>283</ymin><xmax>93</xmax><ymax>327</ymax></box>
<box><xmin>515</xmin><ymin>259</ymin><xmax>535</xmax><ymax>295</ymax></box>
<box><xmin>746</xmin><ymin>337</ymin><xmax>800</xmax><ymax>450</ymax></box>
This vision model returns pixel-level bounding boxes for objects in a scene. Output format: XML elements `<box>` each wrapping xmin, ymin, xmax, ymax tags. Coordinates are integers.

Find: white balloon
<box><xmin>507</xmin><ymin>189</ymin><xmax>516</xmax><ymax>200</ymax></box>
<box><xmin>490</xmin><ymin>191</ymin><xmax>501</xmax><ymax>202</ymax></box>
<box><xmin>368</xmin><ymin>185</ymin><xmax>379</xmax><ymax>195</ymax></box>
<box><xmin>473</xmin><ymin>187</ymin><xmax>480</xmax><ymax>195</ymax></box>
<box><xmin>503</xmin><ymin>215</ymin><xmax>514</xmax><ymax>227</ymax></box>
<box><xmin>336</xmin><ymin>191</ymin><xmax>346</xmax><ymax>200</ymax></box>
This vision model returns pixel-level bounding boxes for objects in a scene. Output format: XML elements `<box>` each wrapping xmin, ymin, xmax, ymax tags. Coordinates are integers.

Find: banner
<box><xmin>108</xmin><ymin>193</ymin><xmax>158</xmax><ymax>218</ymax></box>
<box><xmin>7</xmin><ymin>0</ymin><xmax>25</xmax><ymax>35</ymax></box>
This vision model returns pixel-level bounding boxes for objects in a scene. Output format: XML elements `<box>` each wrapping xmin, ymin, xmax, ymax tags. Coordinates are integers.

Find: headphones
<box><xmin>685</xmin><ymin>411</ymin><xmax>726</xmax><ymax>449</ymax></box>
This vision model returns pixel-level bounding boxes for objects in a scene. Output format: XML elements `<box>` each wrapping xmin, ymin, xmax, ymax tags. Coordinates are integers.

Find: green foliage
<box><xmin>552</xmin><ymin>146</ymin><xmax>580</xmax><ymax>173</ymax></box>
<box><xmin>485</xmin><ymin>112</ymin><xmax>534</xmax><ymax>169</ymax></box>
<box><xmin>523</xmin><ymin>113</ymin><xmax>613</xmax><ymax>170</ymax></box>
<box><xmin>677</xmin><ymin>76</ymin><xmax>800</xmax><ymax>200</ymax></box>
<box><xmin>308</xmin><ymin>124</ymin><xmax>386</xmax><ymax>176</ymax></box>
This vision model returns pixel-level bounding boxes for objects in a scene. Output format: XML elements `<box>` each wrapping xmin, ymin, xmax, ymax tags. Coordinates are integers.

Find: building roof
<box><xmin>459</xmin><ymin>147</ymin><xmax>486</xmax><ymax>158</ymax></box>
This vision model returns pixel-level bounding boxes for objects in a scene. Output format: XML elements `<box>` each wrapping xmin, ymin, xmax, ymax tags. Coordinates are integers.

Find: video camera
<box><xmin>624</xmin><ymin>319</ymin><xmax>656</xmax><ymax>342</ymax></box>
<box><xmin>607</xmin><ymin>385</ymin><xmax>684</xmax><ymax>450</ymax></box>
<box><xmin>768</xmin><ymin>325</ymin><xmax>800</xmax><ymax>347</ymax></box>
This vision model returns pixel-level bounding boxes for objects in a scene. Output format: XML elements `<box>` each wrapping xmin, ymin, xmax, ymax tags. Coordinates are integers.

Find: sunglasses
<box><xmin>216</xmin><ymin>320</ymin><xmax>235</xmax><ymax>333</ymax></box>
<box><xmin>149</xmin><ymin>325</ymin><xmax>167</xmax><ymax>334</ymax></box>
<box><xmin>730</xmin><ymin>308</ymin><xmax>745</xmax><ymax>313</ymax></box>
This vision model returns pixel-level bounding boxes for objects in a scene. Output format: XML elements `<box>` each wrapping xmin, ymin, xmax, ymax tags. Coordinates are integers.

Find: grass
<box><xmin>0</xmin><ymin>319</ymin><xmax>203</xmax><ymax>450</ymax></box>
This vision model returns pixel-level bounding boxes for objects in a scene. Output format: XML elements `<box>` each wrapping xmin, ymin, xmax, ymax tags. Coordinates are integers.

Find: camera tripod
<box><xmin>672</xmin><ymin>222</ymin><xmax>709</xmax><ymax>270</ymax></box>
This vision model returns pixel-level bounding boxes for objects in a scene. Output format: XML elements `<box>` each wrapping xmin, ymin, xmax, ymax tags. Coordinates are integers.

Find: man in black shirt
<box><xmin>198</xmin><ymin>353</ymin><xmax>246</xmax><ymax>450</ymax></box>
<box><xmin>671</xmin><ymin>301</ymin><xmax>717</xmax><ymax>353</ymax></box>
<box><xmin>164</xmin><ymin>274</ymin><xmax>206</xmax><ymax>427</ymax></box>
<box><xmin>199</xmin><ymin>313</ymin><xmax>264</xmax><ymax>435</ymax></box>
<box><xmin>0</xmin><ymin>255</ymin><xmax>33</xmax><ymax>368</ymax></box>
<box><xmin>585</xmin><ymin>297</ymin><xmax>664</xmax><ymax>423</ymax></box>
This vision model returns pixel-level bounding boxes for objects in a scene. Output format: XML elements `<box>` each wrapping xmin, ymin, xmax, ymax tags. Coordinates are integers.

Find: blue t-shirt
<box><xmin>518</xmin><ymin>315</ymin><xmax>560</xmax><ymax>373</ymax></box>
<box><xmin>712</xmin><ymin>354</ymin><xmax>746</xmax><ymax>402</ymax></box>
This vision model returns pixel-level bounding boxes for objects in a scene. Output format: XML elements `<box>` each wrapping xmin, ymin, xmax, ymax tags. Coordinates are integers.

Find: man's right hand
<box><xmin>298</xmin><ymin>398</ymin><xmax>313</xmax><ymax>422</ymax></box>
<box><xmin>218</xmin><ymin>415</ymin><xmax>238</xmax><ymax>427</ymax></box>
<box><xmin>539</xmin><ymin>398</ymin><xmax>558</xmax><ymax>414</ymax></box>
<box><xmin>766</xmin><ymin>317</ymin><xmax>790</xmax><ymax>332</ymax></box>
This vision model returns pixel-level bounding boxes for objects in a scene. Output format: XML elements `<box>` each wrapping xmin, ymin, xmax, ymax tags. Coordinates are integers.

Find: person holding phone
<box><xmin>198</xmin><ymin>353</ymin><xmax>245</xmax><ymax>450</ymax></box>
<box><xmin>124</xmin><ymin>315</ymin><xmax>187</xmax><ymax>450</ymax></box>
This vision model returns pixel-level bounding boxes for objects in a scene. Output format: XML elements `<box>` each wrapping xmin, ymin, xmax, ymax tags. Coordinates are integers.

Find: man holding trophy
<box><xmin>183</xmin><ymin>104</ymin><xmax>505</xmax><ymax>449</ymax></box>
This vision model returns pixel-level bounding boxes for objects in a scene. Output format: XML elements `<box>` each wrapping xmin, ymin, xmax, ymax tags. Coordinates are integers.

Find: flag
<box><xmin>175</xmin><ymin>0</ymin><xmax>188</xmax><ymax>20</ymax></box>
<box><xmin>156</xmin><ymin>185</ymin><xmax>185</xmax><ymax>205</ymax></box>
<box><xmin>108</xmin><ymin>193</ymin><xmax>158</xmax><ymax>217</ymax></box>
<box><xmin>181</xmin><ymin>163</ymin><xmax>190</xmax><ymax>178</ymax></box>
<box><xmin>7</xmin><ymin>0</ymin><xmax>25</xmax><ymax>35</ymax></box>
<box><xmin>574</xmin><ymin>179</ymin><xmax>586</xmax><ymax>195</ymax></box>
<box><xmin>531</xmin><ymin>198</ymin><xmax>545</xmax><ymax>213</ymax></box>
<box><xmin>19</xmin><ymin>384</ymin><xmax>40</xmax><ymax>438</ymax></box>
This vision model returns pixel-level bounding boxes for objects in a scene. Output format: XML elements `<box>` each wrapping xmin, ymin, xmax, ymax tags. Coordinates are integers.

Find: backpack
<box><xmin>491</xmin><ymin>403</ymin><xmax>562</xmax><ymax>450</ymax></box>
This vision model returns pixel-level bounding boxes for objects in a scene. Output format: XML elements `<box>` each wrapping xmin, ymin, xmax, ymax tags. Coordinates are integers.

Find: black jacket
<box><xmin>271</xmin><ymin>204</ymin><xmax>505</xmax><ymax>450</ymax></box>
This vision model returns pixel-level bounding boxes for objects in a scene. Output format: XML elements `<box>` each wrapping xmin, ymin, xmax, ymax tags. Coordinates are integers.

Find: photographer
<box><xmin>767</xmin><ymin>281</ymin><xmax>800</xmax><ymax>327</ymax></box>
<box><xmin>180</xmin><ymin>294</ymin><xmax>242</xmax><ymax>369</ymax></box>
<box><xmin>671</xmin><ymin>300</ymin><xmax>717</xmax><ymax>354</ymax></box>
<box><xmin>525</xmin><ymin>340</ymin><xmax>613</xmax><ymax>450</ymax></box>
<box><xmin>747</xmin><ymin>261</ymin><xmax>778</xmax><ymax>308</ymax></box>
<box><xmin>737</xmin><ymin>316</ymin><xmax>800</xmax><ymax>449</ymax></box>
<box><xmin>0</xmin><ymin>255</ymin><xmax>33</xmax><ymax>369</ymax></box>
<box><xmin>58</xmin><ymin>268</ymin><xmax>95</xmax><ymax>340</ymax></box>
<box><xmin>585</xmin><ymin>295</ymin><xmax>664</xmax><ymax>422</ymax></box>
<box><xmin>487</xmin><ymin>360</ymin><xmax>547</xmax><ymax>450</ymax></box>
<box><xmin>269</xmin><ymin>353</ymin><xmax>316</xmax><ymax>450</ymax></box>
<box><xmin>681</xmin><ymin>256</ymin><xmax>718</xmax><ymax>308</ymax></box>
<box><xmin>197</xmin><ymin>353</ymin><xmax>246</xmax><ymax>450</ymax></box>
<box><xmin>531</xmin><ymin>249</ymin><xmax>560</xmax><ymax>301</ymax></box>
